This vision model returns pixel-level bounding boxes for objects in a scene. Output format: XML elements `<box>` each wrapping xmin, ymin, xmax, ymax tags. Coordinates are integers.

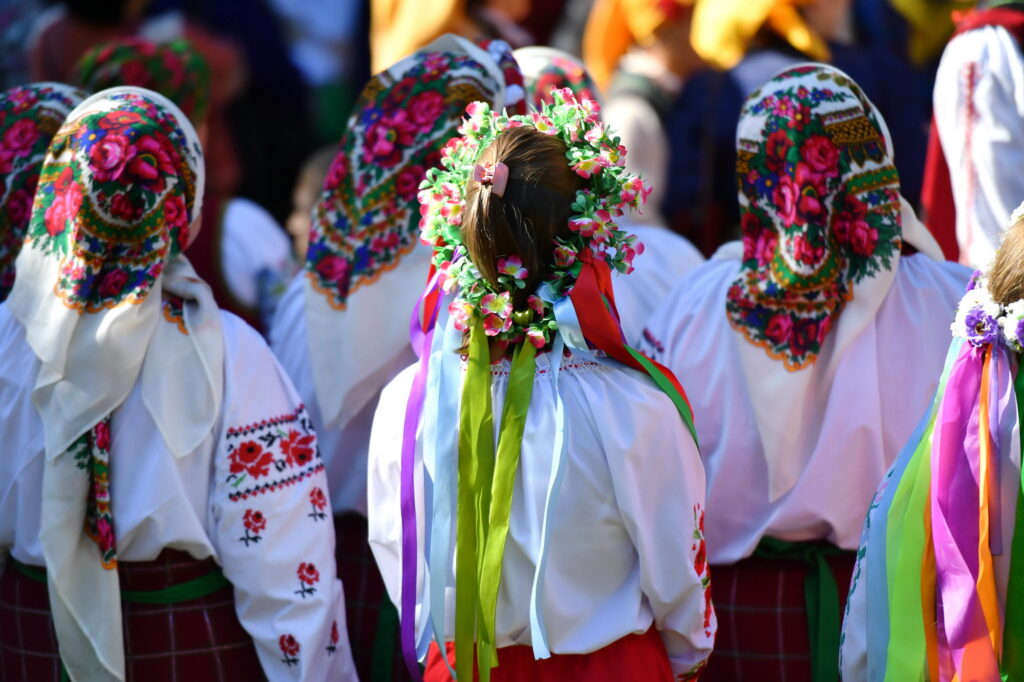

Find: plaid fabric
<box><xmin>701</xmin><ymin>552</ymin><xmax>856</xmax><ymax>681</ymax></box>
<box><xmin>335</xmin><ymin>512</ymin><xmax>411</xmax><ymax>682</ymax></box>
<box><xmin>0</xmin><ymin>550</ymin><xmax>264</xmax><ymax>681</ymax></box>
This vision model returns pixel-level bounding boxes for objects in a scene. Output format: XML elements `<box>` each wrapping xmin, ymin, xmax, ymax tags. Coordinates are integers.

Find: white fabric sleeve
<box><xmin>210</xmin><ymin>315</ymin><xmax>357</xmax><ymax>681</ymax></box>
<box><xmin>598</xmin><ymin>373</ymin><xmax>715</xmax><ymax>678</ymax></box>
<box><xmin>935</xmin><ymin>26</ymin><xmax>1024</xmax><ymax>268</ymax></box>
<box><xmin>220</xmin><ymin>197</ymin><xmax>296</xmax><ymax>308</ymax></box>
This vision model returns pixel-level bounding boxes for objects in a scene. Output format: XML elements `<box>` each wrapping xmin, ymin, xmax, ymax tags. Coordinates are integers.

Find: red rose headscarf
<box><xmin>728</xmin><ymin>64</ymin><xmax>903</xmax><ymax>370</ymax></box>
<box><xmin>7</xmin><ymin>86</ymin><xmax>221</xmax><ymax>682</ymax></box>
<box><xmin>72</xmin><ymin>37</ymin><xmax>211</xmax><ymax>123</ymax></box>
<box><xmin>725</xmin><ymin>64</ymin><xmax>928</xmax><ymax>500</ymax></box>
<box><xmin>0</xmin><ymin>83</ymin><xmax>85</xmax><ymax>301</ymax></box>
<box><xmin>301</xmin><ymin>35</ymin><xmax>524</xmax><ymax>434</ymax></box>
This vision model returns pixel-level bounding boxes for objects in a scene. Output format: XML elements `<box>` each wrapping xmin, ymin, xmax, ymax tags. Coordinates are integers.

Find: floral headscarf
<box><xmin>7</xmin><ymin>86</ymin><xmax>220</xmax><ymax>682</ymax></box>
<box><xmin>72</xmin><ymin>38</ymin><xmax>211</xmax><ymax>123</ymax></box>
<box><xmin>514</xmin><ymin>46</ymin><xmax>601</xmax><ymax>110</ymax></box>
<box><xmin>302</xmin><ymin>34</ymin><xmax>521</xmax><ymax>437</ymax></box>
<box><xmin>0</xmin><ymin>83</ymin><xmax>85</xmax><ymax>301</ymax></box>
<box><xmin>306</xmin><ymin>36</ymin><xmax>522</xmax><ymax>310</ymax></box>
<box><xmin>723</xmin><ymin>64</ymin><xmax>911</xmax><ymax>500</ymax></box>
<box><xmin>728</xmin><ymin>64</ymin><xmax>902</xmax><ymax>370</ymax></box>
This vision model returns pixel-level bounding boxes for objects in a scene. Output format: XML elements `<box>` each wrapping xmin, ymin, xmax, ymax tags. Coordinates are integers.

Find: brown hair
<box><xmin>461</xmin><ymin>126</ymin><xmax>581</xmax><ymax>309</ymax></box>
<box><xmin>988</xmin><ymin>216</ymin><xmax>1024</xmax><ymax>305</ymax></box>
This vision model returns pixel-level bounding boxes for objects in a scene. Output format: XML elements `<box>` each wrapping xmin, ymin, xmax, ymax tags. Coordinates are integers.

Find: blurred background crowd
<box><xmin>0</xmin><ymin>0</ymin><xmax>977</xmax><ymax>275</ymax></box>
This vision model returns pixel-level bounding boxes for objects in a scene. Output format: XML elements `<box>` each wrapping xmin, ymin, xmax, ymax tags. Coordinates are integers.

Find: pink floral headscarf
<box><xmin>6</xmin><ymin>86</ymin><xmax>219</xmax><ymax>682</ymax></box>
<box><xmin>727</xmin><ymin>64</ymin><xmax>902</xmax><ymax>370</ymax></box>
<box><xmin>0</xmin><ymin>83</ymin><xmax>85</xmax><ymax>301</ymax></box>
<box><xmin>305</xmin><ymin>36</ymin><xmax>523</xmax><ymax>310</ymax></box>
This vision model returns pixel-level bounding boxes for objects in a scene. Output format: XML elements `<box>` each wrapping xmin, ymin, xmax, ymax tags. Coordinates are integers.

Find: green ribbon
<box><xmin>753</xmin><ymin>538</ymin><xmax>854</xmax><ymax>682</ymax></box>
<box><xmin>1001</xmin><ymin>367</ymin><xmax>1024</xmax><ymax>679</ymax></box>
<box><xmin>455</xmin><ymin>317</ymin><xmax>493</xmax><ymax>682</ymax></box>
<box><xmin>454</xmin><ymin>316</ymin><xmax>538</xmax><ymax>682</ymax></box>
<box><xmin>12</xmin><ymin>558</ymin><xmax>230</xmax><ymax>604</ymax></box>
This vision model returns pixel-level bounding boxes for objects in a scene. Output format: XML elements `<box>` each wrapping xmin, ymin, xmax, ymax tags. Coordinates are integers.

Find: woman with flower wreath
<box><xmin>0</xmin><ymin>82</ymin><xmax>85</xmax><ymax>302</ymax></box>
<box><xmin>514</xmin><ymin>44</ymin><xmax>705</xmax><ymax>341</ymax></box>
<box><xmin>839</xmin><ymin>206</ymin><xmax>1024</xmax><ymax>680</ymax></box>
<box><xmin>639</xmin><ymin>64</ymin><xmax>970</xmax><ymax>681</ymax></box>
<box><xmin>270</xmin><ymin>34</ymin><xmax>525</xmax><ymax>681</ymax></box>
<box><xmin>0</xmin><ymin>87</ymin><xmax>355</xmax><ymax>681</ymax></box>
<box><xmin>367</xmin><ymin>88</ymin><xmax>714</xmax><ymax>681</ymax></box>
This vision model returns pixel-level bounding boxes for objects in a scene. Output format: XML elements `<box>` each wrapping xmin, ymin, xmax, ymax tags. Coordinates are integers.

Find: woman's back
<box><xmin>368</xmin><ymin>349</ymin><xmax>713</xmax><ymax>672</ymax></box>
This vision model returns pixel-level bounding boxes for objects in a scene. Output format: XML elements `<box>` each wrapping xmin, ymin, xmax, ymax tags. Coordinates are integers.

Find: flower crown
<box><xmin>417</xmin><ymin>87</ymin><xmax>651</xmax><ymax>349</ymax></box>
<box><xmin>952</xmin><ymin>271</ymin><xmax>1024</xmax><ymax>352</ymax></box>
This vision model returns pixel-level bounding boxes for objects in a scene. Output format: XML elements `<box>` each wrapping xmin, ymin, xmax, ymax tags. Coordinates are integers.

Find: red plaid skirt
<box><xmin>334</xmin><ymin>512</ymin><xmax>411</xmax><ymax>682</ymax></box>
<box><xmin>0</xmin><ymin>550</ymin><xmax>264</xmax><ymax>681</ymax></box>
<box><xmin>423</xmin><ymin>627</ymin><xmax>674</xmax><ymax>682</ymax></box>
<box><xmin>701</xmin><ymin>552</ymin><xmax>856</xmax><ymax>681</ymax></box>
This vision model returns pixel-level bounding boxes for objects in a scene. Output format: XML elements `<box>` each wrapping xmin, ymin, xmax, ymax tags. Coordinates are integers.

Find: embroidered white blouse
<box><xmin>367</xmin><ymin>350</ymin><xmax>715</xmax><ymax>678</ymax></box>
<box><xmin>639</xmin><ymin>253</ymin><xmax>971</xmax><ymax>564</ymax></box>
<box><xmin>0</xmin><ymin>305</ymin><xmax>357</xmax><ymax>682</ymax></box>
<box><xmin>934</xmin><ymin>25</ymin><xmax>1024</xmax><ymax>269</ymax></box>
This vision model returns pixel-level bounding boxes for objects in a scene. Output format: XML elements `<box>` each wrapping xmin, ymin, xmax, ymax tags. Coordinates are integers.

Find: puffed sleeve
<box><xmin>596</xmin><ymin>371</ymin><xmax>716</xmax><ymax>679</ymax></box>
<box><xmin>935</xmin><ymin>25</ymin><xmax>1024</xmax><ymax>267</ymax></box>
<box><xmin>209</xmin><ymin>314</ymin><xmax>358</xmax><ymax>681</ymax></box>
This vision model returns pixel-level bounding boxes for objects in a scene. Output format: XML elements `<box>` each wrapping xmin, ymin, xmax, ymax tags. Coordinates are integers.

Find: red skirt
<box><xmin>0</xmin><ymin>550</ymin><xmax>264</xmax><ymax>681</ymax></box>
<box><xmin>423</xmin><ymin>627</ymin><xmax>674</xmax><ymax>682</ymax></box>
<box><xmin>334</xmin><ymin>512</ymin><xmax>411</xmax><ymax>682</ymax></box>
<box><xmin>700</xmin><ymin>552</ymin><xmax>855</xmax><ymax>682</ymax></box>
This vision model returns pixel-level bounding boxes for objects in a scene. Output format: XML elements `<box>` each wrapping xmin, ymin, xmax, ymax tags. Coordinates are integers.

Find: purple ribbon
<box><xmin>399</xmin><ymin>270</ymin><xmax>442</xmax><ymax>679</ymax></box>
<box><xmin>930</xmin><ymin>345</ymin><xmax>993</xmax><ymax>674</ymax></box>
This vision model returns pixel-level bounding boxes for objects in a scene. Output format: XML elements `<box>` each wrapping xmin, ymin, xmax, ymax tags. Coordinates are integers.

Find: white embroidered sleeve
<box><xmin>602</xmin><ymin>376</ymin><xmax>715</xmax><ymax>679</ymax></box>
<box><xmin>210</xmin><ymin>316</ymin><xmax>358</xmax><ymax>681</ymax></box>
<box><xmin>936</xmin><ymin>26</ymin><xmax>1024</xmax><ymax>268</ymax></box>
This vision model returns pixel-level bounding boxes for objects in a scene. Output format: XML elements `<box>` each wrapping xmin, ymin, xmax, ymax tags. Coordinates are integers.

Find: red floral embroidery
<box><xmin>692</xmin><ymin>504</ymin><xmax>714</xmax><ymax>639</ymax></box>
<box><xmin>281</xmin><ymin>429</ymin><xmax>316</xmax><ymax>468</ymax></box>
<box><xmin>240</xmin><ymin>509</ymin><xmax>266</xmax><ymax>546</ymax></box>
<box><xmin>327</xmin><ymin>619</ymin><xmax>339</xmax><ymax>655</ymax></box>
<box><xmin>309</xmin><ymin>487</ymin><xmax>328</xmax><ymax>521</ymax></box>
<box><xmin>279</xmin><ymin>634</ymin><xmax>300</xmax><ymax>666</ymax></box>
<box><xmin>295</xmin><ymin>562</ymin><xmax>320</xmax><ymax>598</ymax></box>
<box><xmin>229</xmin><ymin>440</ymin><xmax>274</xmax><ymax>480</ymax></box>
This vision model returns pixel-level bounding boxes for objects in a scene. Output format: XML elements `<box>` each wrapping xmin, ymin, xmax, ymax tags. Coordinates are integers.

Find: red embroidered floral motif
<box><xmin>281</xmin><ymin>429</ymin><xmax>316</xmax><ymax>468</ymax></box>
<box><xmin>327</xmin><ymin>620</ymin><xmax>339</xmax><ymax>655</ymax></box>
<box><xmin>295</xmin><ymin>562</ymin><xmax>320</xmax><ymax>598</ymax></box>
<box><xmin>309</xmin><ymin>487</ymin><xmax>328</xmax><ymax>521</ymax></box>
<box><xmin>279</xmin><ymin>634</ymin><xmax>300</xmax><ymax>666</ymax></box>
<box><xmin>693</xmin><ymin>504</ymin><xmax>714</xmax><ymax>638</ymax></box>
<box><xmin>229</xmin><ymin>440</ymin><xmax>274</xmax><ymax>480</ymax></box>
<box><xmin>240</xmin><ymin>509</ymin><xmax>266</xmax><ymax>546</ymax></box>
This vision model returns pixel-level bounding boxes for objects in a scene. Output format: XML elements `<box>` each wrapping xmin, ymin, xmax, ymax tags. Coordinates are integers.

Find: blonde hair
<box><xmin>989</xmin><ymin>216</ymin><xmax>1024</xmax><ymax>305</ymax></box>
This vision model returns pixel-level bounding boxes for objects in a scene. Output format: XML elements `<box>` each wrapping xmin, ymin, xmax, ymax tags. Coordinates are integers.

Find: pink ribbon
<box><xmin>472</xmin><ymin>161</ymin><xmax>509</xmax><ymax>197</ymax></box>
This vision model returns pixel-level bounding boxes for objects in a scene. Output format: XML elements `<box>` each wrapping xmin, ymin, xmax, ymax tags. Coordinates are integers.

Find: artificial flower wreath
<box><xmin>953</xmin><ymin>271</ymin><xmax>1024</xmax><ymax>353</ymax></box>
<box><xmin>416</xmin><ymin>87</ymin><xmax>651</xmax><ymax>348</ymax></box>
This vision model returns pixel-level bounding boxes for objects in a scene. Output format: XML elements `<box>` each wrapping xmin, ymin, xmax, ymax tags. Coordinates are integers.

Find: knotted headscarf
<box><xmin>72</xmin><ymin>37</ymin><xmax>211</xmax><ymax>123</ymax></box>
<box><xmin>7</xmin><ymin>86</ymin><xmax>221</xmax><ymax>682</ymax></box>
<box><xmin>0</xmin><ymin>83</ymin><xmax>85</xmax><ymax>301</ymax></box>
<box><xmin>302</xmin><ymin>34</ymin><xmax>523</xmax><ymax>433</ymax></box>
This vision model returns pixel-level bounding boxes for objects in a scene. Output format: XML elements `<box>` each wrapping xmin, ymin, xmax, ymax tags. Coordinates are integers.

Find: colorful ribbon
<box><xmin>568</xmin><ymin>253</ymin><xmax>697</xmax><ymax>444</ymax></box>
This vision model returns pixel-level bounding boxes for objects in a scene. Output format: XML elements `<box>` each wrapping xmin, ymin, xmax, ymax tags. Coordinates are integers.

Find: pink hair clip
<box><xmin>472</xmin><ymin>161</ymin><xmax>509</xmax><ymax>197</ymax></box>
